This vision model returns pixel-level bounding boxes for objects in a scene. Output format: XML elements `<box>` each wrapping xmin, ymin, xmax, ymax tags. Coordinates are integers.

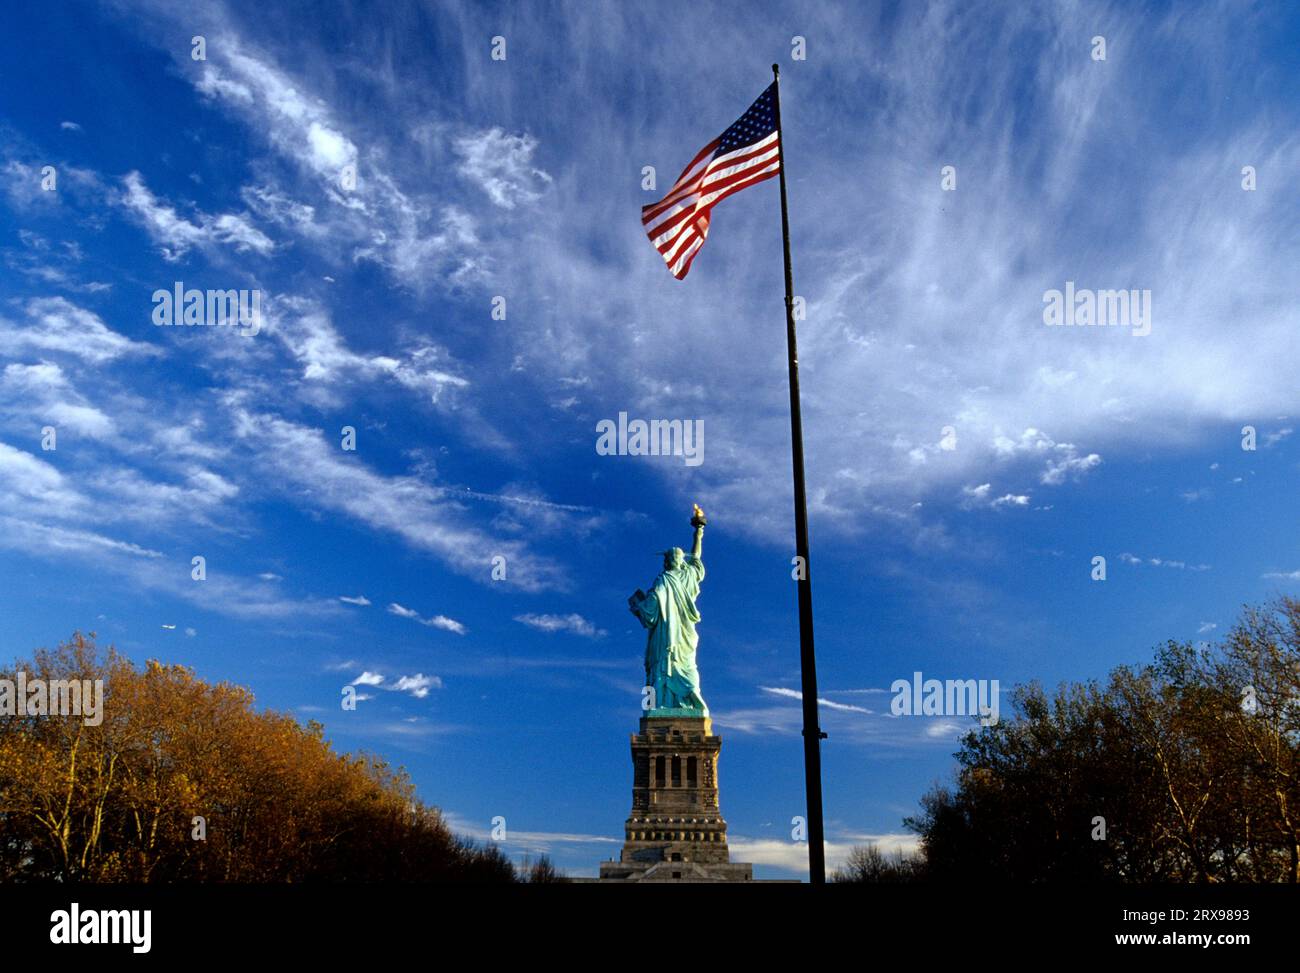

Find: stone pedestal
<box><xmin>598</xmin><ymin>715</ymin><xmax>754</xmax><ymax>882</ymax></box>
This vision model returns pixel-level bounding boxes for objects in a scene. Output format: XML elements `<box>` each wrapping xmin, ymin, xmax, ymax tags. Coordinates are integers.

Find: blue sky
<box><xmin>0</xmin><ymin>0</ymin><xmax>1297</xmax><ymax>879</ymax></box>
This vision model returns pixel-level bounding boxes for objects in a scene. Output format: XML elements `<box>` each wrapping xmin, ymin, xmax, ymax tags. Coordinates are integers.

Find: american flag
<box><xmin>642</xmin><ymin>83</ymin><xmax>781</xmax><ymax>279</ymax></box>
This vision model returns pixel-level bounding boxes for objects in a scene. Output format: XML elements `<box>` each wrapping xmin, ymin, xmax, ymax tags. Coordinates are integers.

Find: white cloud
<box><xmin>387</xmin><ymin>602</ymin><xmax>467</xmax><ymax>635</ymax></box>
<box><xmin>0</xmin><ymin>441</ymin><xmax>88</xmax><ymax>513</ymax></box>
<box><xmin>514</xmin><ymin>613</ymin><xmax>605</xmax><ymax>638</ymax></box>
<box><xmin>925</xmin><ymin>721</ymin><xmax>965</xmax><ymax>738</ymax></box>
<box><xmin>269</xmin><ymin>301</ymin><xmax>468</xmax><ymax>406</ymax></box>
<box><xmin>228</xmin><ymin>406</ymin><xmax>566</xmax><ymax>591</ymax></box>
<box><xmin>186</xmin><ymin>43</ymin><xmax>486</xmax><ymax>289</ymax></box>
<box><xmin>117</xmin><ymin>171</ymin><xmax>273</xmax><ymax>259</ymax></box>
<box><xmin>992</xmin><ymin>428</ymin><xmax>1102</xmax><ymax>486</ymax></box>
<box><xmin>1263</xmin><ymin>427</ymin><xmax>1293</xmax><ymax>448</ymax></box>
<box><xmin>441</xmin><ymin>811</ymin><xmax>620</xmax><ymax>855</ymax></box>
<box><xmin>1119</xmin><ymin>552</ymin><xmax>1211</xmax><ymax>571</ymax></box>
<box><xmin>241</xmin><ymin>184</ymin><xmax>323</xmax><ymax>237</ymax></box>
<box><xmin>760</xmin><ymin>686</ymin><xmax>871</xmax><ymax>714</ymax></box>
<box><xmin>423</xmin><ymin>614</ymin><xmax>467</xmax><ymax>634</ymax></box>
<box><xmin>0</xmin><ymin>297</ymin><xmax>160</xmax><ymax>364</ymax></box>
<box><xmin>196</xmin><ymin>51</ymin><xmax>357</xmax><ymax>181</ymax></box>
<box><xmin>727</xmin><ymin>834</ymin><xmax>920</xmax><ymax>876</ymax></box>
<box><xmin>454</xmin><ymin>127</ymin><xmax>551</xmax><ymax>209</ymax></box>
<box><xmin>1041</xmin><ymin>450</ymin><xmax>1102</xmax><ymax>485</ymax></box>
<box><xmin>961</xmin><ymin>483</ymin><xmax>1030</xmax><ymax>509</ymax></box>
<box><xmin>195</xmin><ymin>66</ymin><xmax>254</xmax><ymax>104</ymax></box>
<box><xmin>447</xmin><ymin>1</ymin><xmax>1300</xmax><ymax>557</ymax></box>
<box><xmin>0</xmin><ymin>515</ymin><xmax>162</xmax><ymax>559</ymax></box>
<box><xmin>348</xmin><ymin>669</ymin><xmax>443</xmax><ymax>699</ymax></box>
<box><xmin>0</xmin><ymin>439</ymin><xmax>338</xmax><ymax>622</ymax></box>
<box><xmin>390</xmin><ymin>673</ymin><xmax>442</xmax><ymax>698</ymax></box>
<box><xmin>307</xmin><ymin>121</ymin><xmax>353</xmax><ymax>170</ymax></box>
<box><xmin>992</xmin><ymin>493</ymin><xmax>1030</xmax><ymax>507</ymax></box>
<box><xmin>0</xmin><ymin>363</ymin><xmax>115</xmax><ymax>438</ymax></box>
<box><xmin>339</xmin><ymin>594</ymin><xmax>371</xmax><ymax>606</ymax></box>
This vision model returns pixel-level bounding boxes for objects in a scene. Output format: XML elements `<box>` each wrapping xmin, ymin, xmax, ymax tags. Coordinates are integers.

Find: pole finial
<box><xmin>772</xmin><ymin>63</ymin><xmax>780</xmax><ymax>78</ymax></box>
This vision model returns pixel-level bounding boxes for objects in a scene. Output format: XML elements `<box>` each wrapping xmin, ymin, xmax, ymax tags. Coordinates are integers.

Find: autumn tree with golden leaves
<box><xmin>0</xmin><ymin>634</ymin><xmax>515</xmax><ymax>883</ymax></box>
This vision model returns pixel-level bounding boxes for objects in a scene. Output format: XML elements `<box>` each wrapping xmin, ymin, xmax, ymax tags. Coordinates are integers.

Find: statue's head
<box><xmin>662</xmin><ymin>547</ymin><xmax>685</xmax><ymax>571</ymax></box>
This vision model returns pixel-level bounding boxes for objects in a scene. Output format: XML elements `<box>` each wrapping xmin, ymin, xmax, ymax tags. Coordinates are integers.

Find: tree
<box><xmin>832</xmin><ymin>843</ymin><xmax>924</xmax><ymax>883</ymax></box>
<box><xmin>522</xmin><ymin>854</ymin><xmax>568</xmax><ymax>883</ymax></box>
<box><xmin>0</xmin><ymin>633</ymin><xmax>516</xmax><ymax>883</ymax></box>
<box><xmin>905</xmin><ymin>599</ymin><xmax>1300</xmax><ymax>883</ymax></box>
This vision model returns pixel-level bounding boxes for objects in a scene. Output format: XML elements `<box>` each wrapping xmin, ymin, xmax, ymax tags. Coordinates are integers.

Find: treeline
<box><xmin>0</xmin><ymin>633</ymin><xmax>560</xmax><ymax>883</ymax></box>
<box><xmin>837</xmin><ymin>597</ymin><xmax>1300</xmax><ymax>883</ymax></box>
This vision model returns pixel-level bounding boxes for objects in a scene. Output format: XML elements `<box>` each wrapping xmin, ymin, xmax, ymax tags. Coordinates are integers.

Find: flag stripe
<box><xmin>641</xmin><ymin>131</ymin><xmax>779</xmax><ymax>224</ymax></box>
<box><xmin>646</xmin><ymin>150</ymin><xmax>780</xmax><ymax>247</ymax></box>
<box><xmin>648</xmin><ymin>162</ymin><xmax>780</xmax><ymax>256</ymax></box>
<box><xmin>641</xmin><ymin>139</ymin><xmax>721</xmax><ymax>221</ymax></box>
<box><xmin>655</xmin><ymin>169</ymin><xmax>778</xmax><ymax>278</ymax></box>
<box><xmin>642</xmin><ymin>150</ymin><xmax>774</xmax><ymax>244</ymax></box>
<box><xmin>642</xmin><ymin>134</ymin><xmax>780</xmax><ymax>228</ymax></box>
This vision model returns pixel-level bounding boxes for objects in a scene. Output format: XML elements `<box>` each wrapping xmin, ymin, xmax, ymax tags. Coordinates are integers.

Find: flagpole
<box><xmin>771</xmin><ymin>62</ymin><xmax>827</xmax><ymax>886</ymax></box>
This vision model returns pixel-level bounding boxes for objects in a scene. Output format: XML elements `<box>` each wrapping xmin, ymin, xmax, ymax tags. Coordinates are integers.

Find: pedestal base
<box><xmin>597</xmin><ymin>859</ymin><xmax>753</xmax><ymax>882</ymax></box>
<box><xmin>595</xmin><ymin>715</ymin><xmax>755</xmax><ymax>883</ymax></box>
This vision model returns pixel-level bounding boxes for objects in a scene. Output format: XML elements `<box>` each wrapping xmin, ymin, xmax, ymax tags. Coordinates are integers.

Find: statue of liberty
<box><xmin>628</xmin><ymin>504</ymin><xmax>709</xmax><ymax>715</ymax></box>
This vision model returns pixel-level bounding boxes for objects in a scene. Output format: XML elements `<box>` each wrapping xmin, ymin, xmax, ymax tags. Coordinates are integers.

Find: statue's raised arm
<box><xmin>689</xmin><ymin>503</ymin><xmax>706</xmax><ymax>561</ymax></box>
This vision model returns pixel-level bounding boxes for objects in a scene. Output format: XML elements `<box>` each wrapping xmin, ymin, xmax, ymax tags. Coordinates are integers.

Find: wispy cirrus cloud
<box><xmin>227</xmin><ymin>405</ymin><xmax>568</xmax><ymax>592</ymax></box>
<box><xmin>1119</xmin><ymin>553</ymin><xmax>1211</xmax><ymax>571</ymax></box>
<box><xmin>116</xmin><ymin>170</ymin><xmax>274</xmax><ymax>260</ymax></box>
<box><xmin>514</xmin><ymin>613</ymin><xmax>605</xmax><ymax>638</ymax></box>
<box><xmin>179</xmin><ymin>33</ymin><xmax>519</xmax><ymax>291</ymax></box>
<box><xmin>0</xmin><ymin>362</ymin><xmax>116</xmax><ymax>438</ymax></box>
<box><xmin>387</xmin><ymin>602</ymin><xmax>467</xmax><ymax>635</ymax></box>
<box><xmin>0</xmin><ymin>296</ymin><xmax>160</xmax><ymax>364</ymax></box>
<box><xmin>268</xmin><ymin>298</ymin><xmax>469</xmax><ymax>407</ymax></box>
<box><xmin>453</xmin><ymin>127</ymin><xmax>551</xmax><ymax>209</ymax></box>
<box><xmin>760</xmin><ymin>685</ymin><xmax>871</xmax><ymax>714</ymax></box>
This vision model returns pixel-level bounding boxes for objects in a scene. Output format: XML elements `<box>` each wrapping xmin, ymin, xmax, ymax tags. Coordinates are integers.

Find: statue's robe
<box><xmin>632</xmin><ymin>556</ymin><xmax>707</xmax><ymax>712</ymax></box>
